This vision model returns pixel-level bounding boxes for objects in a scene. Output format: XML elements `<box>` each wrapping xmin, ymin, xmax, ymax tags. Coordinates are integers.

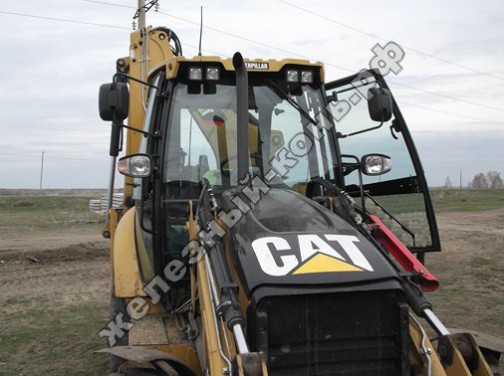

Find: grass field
<box><xmin>0</xmin><ymin>195</ymin><xmax>103</xmax><ymax>230</ymax></box>
<box><xmin>0</xmin><ymin>195</ymin><xmax>109</xmax><ymax>375</ymax></box>
<box><xmin>431</xmin><ymin>188</ymin><xmax>504</xmax><ymax>212</ymax></box>
<box><xmin>0</xmin><ymin>190</ymin><xmax>503</xmax><ymax>374</ymax></box>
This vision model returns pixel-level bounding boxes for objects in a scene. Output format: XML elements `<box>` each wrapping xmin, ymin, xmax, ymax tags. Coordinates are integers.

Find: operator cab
<box><xmin>112</xmin><ymin>60</ymin><xmax>439</xmax><ymax>306</ymax></box>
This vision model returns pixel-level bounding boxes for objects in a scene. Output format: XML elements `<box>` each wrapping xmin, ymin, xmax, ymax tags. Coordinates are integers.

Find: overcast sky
<box><xmin>1</xmin><ymin>0</ymin><xmax>503</xmax><ymax>189</ymax></box>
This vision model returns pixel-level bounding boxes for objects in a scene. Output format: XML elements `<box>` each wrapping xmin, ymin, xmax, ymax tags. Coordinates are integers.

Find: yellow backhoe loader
<box><xmin>96</xmin><ymin>2</ymin><xmax>503</xmax><ymax>375</ymax></box>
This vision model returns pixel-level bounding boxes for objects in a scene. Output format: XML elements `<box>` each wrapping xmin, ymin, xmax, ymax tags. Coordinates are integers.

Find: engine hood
<box><xmin>220</xmin><ymin>188</ymin><xmax>399</xmax><ymax>296</ymax></box>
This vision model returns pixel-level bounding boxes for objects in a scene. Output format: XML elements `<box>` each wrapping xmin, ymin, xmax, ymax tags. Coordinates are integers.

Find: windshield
<box><xmin>163</xmin><ymin>77</ymin><xmax>338</xmax><ymax>196</ymax></box>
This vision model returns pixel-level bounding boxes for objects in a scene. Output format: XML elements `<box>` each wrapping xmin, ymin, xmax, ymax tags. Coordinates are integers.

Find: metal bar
<box><xmin>424</xmin><ymin>308</ymin><xmax>450</xmax><ymax>336</ymax></box>
<box><xmin>106</xmin><ymin>155</ymin><xmax>117</xmax><ymax>225</ymax></box>
<box><xmin>233</xmin><ymin>324</ymin><xmax>250</xmax><ymax>354</ymax></box>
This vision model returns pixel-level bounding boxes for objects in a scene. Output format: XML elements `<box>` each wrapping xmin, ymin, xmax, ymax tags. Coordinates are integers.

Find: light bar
<box><xmin>300</xmin><ymin>70</ymin><xmax>314</xmax><ymax>83</ymax></box>
<box><xmin>205</xmin><ymin>67</ymin><xmax>220</xmax><ymax>81</ymax></box>
<box><xmin>188</xmin><ymin>67</ymin><xmax>203</xmax><ymax>80</ymax></box>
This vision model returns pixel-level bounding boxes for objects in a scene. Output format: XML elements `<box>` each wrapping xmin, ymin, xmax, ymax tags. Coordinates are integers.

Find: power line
<box><xmin>46</xmin><ymin>155</ymin><xmax>108</xmax><ymax>162</ymax></box>
<box><xmin>0</xmin><ymin>10</ymin><xmax>129</xmax><ymax>29</ymax></box>
<box><xmin>154</xmin><ymin>7</ymin><xmax>504</xmax><ymax>114</ymax></box>
<box><xmin>0</xmin><ymin>151</ymin><xmax>108</xmax><ymax>162</ymax></box>
<box><xmin>80</xmin><ymin>0</ymin><xmax>133</xmax><ymax>9</ymax></box>
<box><xmin>156</xmin><ymin>10</ymin><xmax>351</xmax><ymax>71</ymax></box>
<box><xmin>3</xmin><ymin>4</ymin><xmax>503</xmax><ymax>124</ymax></box>
<box><xmin>399</xmin><ymin>101</ymin><xmax>504</xmax><ymax>126</ymax></box>
<box><xmin>276</xmin><ymin>0</ymin><xmax>504</xmax><ymax>82</ymax></box>
<box><xmin>5</xmin><ymin>4</ymin><xmax>503</xmax><ymax>113</ymax></box>
<box><xmin>77</xmin><ymin>0</ymin><xmax>351</xmax><ymax>71</ymax></box>
<box><xmin>387</xmin><ymin>80</ymin><xmax>504</xmax><ymax>113</ymax></box>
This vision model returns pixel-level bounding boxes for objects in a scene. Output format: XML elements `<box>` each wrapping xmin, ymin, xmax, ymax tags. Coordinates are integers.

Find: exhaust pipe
<box><xmin>233</xmin><ymin>52</ymin><xmax>249</xmax><ymax>182</ymax></box>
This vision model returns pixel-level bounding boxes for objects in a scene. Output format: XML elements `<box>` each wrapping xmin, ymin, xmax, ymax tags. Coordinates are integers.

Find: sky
<box><xmin>0</xmin><ymin>0</ymin><xmax>503</xmax><ymax>189</ymax></box>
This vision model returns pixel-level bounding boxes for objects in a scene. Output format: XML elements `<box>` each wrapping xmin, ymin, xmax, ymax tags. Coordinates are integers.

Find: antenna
<box><xmin>198</xmin><ymin>6</ymin><xmax>203</xmax><ymax>56</ymax></box>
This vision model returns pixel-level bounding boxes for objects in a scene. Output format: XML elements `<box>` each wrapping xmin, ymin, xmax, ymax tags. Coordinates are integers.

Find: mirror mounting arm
<box><xmin>119</xmin><ymin>123</ymin><xmax>159</xmax><ymax>139</ymax></box>
<box><xmin>113</xmin><ymin>73</ymin><xmax>159</xmax><ymax>90</ymax></box>
<box><xmin>344</xmin><ymin>121</ymin><xmax>384</xmax><ymax>138</ymax></box>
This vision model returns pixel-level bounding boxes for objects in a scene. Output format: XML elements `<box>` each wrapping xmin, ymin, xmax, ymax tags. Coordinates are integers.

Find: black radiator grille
<box><xmin>249</xmin><ymin>290</ymin><xmax>408</xmax><ymax>376</ymax></box>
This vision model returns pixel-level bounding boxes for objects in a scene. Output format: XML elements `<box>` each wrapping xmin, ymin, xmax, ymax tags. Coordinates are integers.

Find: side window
<box><xmin>166</xmin><ymin>109</ymin><xmax>218</xmax><ymax>184</ymax></box>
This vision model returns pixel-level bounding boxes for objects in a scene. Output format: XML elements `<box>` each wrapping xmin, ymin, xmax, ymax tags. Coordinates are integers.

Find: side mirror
<box><xmin>368</xmin><ymin>87</ymin><xmax>393</xmax><ymax>122</ymax></box>
<box><xmin>99</xmin><ymin>82</ymin><xmax>129</xmax><ymax>121</ymax></box>
<box><xmin>118</xmin><ymin>154</ymin><xmax>152</xmax><ymax>178</ymax></box>
<box><xmin>361</xmin><ymin>153</ymin><xmax>392</xmax><ymax>176</ymax></box>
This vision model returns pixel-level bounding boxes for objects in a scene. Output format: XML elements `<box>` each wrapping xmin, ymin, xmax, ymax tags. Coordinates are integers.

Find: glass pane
<box><xmin>164</xmin><ymin>81</ymin><xmax>334</xmax><ymax>194</ymax></box>
<box><xmin>328</xmin><ymin>76</ymin><xmax>433</xmax><ymax>251</ymax></box>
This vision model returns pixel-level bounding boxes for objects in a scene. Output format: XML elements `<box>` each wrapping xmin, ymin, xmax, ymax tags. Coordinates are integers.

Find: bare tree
<box><xmin>486</xmin><ymin>171</ymin><xmax>503</xmax><ymax>189</ymax></box>
<box><xmin>470</xmin><ymin>173</ymin><xmax>489</xmax><ymax>189</ymax></box>
<box><xmin>444</xmin><ymin>176</ymin><xmax>453</xmax><ymax>188</ymax></box>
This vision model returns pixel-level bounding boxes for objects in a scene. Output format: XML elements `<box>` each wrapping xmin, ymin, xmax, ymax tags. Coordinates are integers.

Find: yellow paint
<box><xmin>196</xmin><ymin>256</ymin><xmax>228</xmax><ymax>374</ymax></box>
<box><xmin>472</xmin><ymin>344</ymin><xmax>493</xmax><ymax>376</ymax></box>
<box><xmin>293</xmin><ymin>254</ymin><xmax>363</xmax><ymax>275</ymax></box>
<box><xmin>440</xmin><ymin>334</ymin><xmax>492</xmax><ymax>376</ymax></box>
<box><xmin>408</xmin><ymin>320</ymin><xmax>447</xmax><ymax>376</ymax></box>
<box><xmin>113</xmin><ymin>208</ymin><xmax>147</xmax><ymax>297</ymax></box>
<box><xmin>124</xmin><ymin>27</ymin><xmax>177</xmax><ymax>197</ymax></box>
<box><xmin>163</xmin><ymin>55</ymin><xmax>324</xmax><ymax>79</ymax></box>
<box><xmin>185</xmin><ymin>202</ymin><xmax>229</xmax><ymax>372</ymax></box>
<box><xmin>134</xmin><ymin>214</ymin><xmax>155</xmax><ymax>282</ymax></box>
<box><xmin>442</xmin><ymin>340</ymin><xmax>472</xmax><ymax>376</ymax></box>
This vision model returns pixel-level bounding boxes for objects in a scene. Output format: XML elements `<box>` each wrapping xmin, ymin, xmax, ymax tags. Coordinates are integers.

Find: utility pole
<box><xmin>138</xmin><ymin>0</ymin><xmax>146</xmax><ymax>29</ymax></box>
<box><xmin>39</xmin><ymin>151</ymin><xmax>45</xmax><ymax>189</ymax></box>
<box><xmin>460</xmin><ymin>169</ymin><xmax>462</xmax><ymax>189</ymax></box>
<box><xmin>137</xmin><ymin>0</ymin><xmax>148</xmax><ymax>106</ymax></box>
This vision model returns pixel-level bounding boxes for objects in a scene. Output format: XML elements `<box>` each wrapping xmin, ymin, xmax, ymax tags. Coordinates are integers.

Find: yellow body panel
<box><xmin>162</xmin><ymin>55</ymin><xmax>324</xmax><ymax>80</ymax></box>
<box><xmin>113</xmin><ymin>207</ymin><xmax>147</xmax><ymax>297</ymax></box>
<box><xmin>409</xmin><ymin>320</ymin><xmax>447</xmax><ymax>376</ymax></box>
<box><xmin>134</xmin><ymin>215</ymin><xmax>155</xmax><ymax>282</ymax></box>
<box><xmin>195</xmin><ymin>253</ymin><xmax>228</xmax><ymax>374</ymax></box>
<box><xmin>107</xmin><ymin>208</ymin><xmax>119</xmax><ymax>274</ymax></box>
<box><xmin>124</xmin><ymin>27</ymin><xmax>177</xmax><ymax>197</ymax></box>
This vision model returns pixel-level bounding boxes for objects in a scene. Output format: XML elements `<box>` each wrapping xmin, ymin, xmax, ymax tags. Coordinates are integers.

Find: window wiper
<box><xmin>263</xmin><ymin>78</ymin><xmax>317</xmax><ymax>126</ymax></box>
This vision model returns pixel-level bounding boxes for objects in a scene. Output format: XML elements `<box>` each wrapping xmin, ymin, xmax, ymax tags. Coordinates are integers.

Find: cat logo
<box><xmin>251</xmin><ymin>234</ymin><xmax>373</xmax><ymax>277</ymax></box>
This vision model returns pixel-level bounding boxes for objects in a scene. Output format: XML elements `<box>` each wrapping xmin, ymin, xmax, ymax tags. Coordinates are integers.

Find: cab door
<box><xmin>325</xmin><ymin>70</ymin><xmax>440</xmax><ymax>258</ymax></box>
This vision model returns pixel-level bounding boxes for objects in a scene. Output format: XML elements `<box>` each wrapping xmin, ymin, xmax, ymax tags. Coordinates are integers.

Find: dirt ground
<box><xmin>429</xmin><ymin>208</ymin><xmax>504</xmax><ymax>336</ymax></box>
<box><xmin>0</xmin><ymin>230</ymin><xmax>109</xmax><ymax>316</ymax></box>
<box><xmin>0</xmin><ymin>209</ymin><xmax>503</xmax><ymax>374</ymax></box>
